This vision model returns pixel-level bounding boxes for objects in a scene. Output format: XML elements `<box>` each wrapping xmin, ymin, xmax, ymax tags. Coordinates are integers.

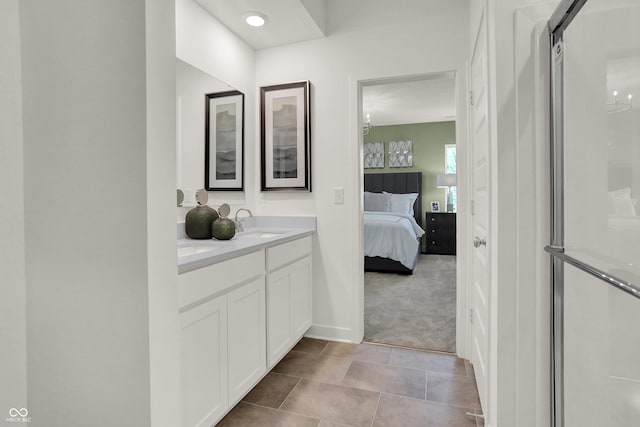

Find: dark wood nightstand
<box><xmin>425</xmin><ymin>212</ymin><xmax>456</xmax><ymax>255</ymax></box>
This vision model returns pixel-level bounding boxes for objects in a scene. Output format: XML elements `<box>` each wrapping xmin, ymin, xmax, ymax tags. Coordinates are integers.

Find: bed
<box><xmin>364</xmin><ymin>172</ymin><xmax>425</xmax><ymax>274</ymax></box>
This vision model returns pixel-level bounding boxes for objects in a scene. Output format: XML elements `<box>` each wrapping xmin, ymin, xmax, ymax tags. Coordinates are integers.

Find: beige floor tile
<box><xmin>293</xmin><ymin>337</ymin><xmax>329</xmax><ymax>354</ymax></box>
<box><xmin>426</xmin><ymin>371</ymin><xmax>481</xmax><ymax>409</ymax></box>
<box><xmin>280</xmin><ymin>379</ymin><xmax>380</xmax><ymax>427</ymax></box>
<box><xmin>217</xmin><ymin>402</ymin><xmax>320</xmax><ymax>427</ymax></box>
<box><xmin>220</xmin><ymin>341</ymin><xmax>483</xmax><ymax>427</ymax></box>
<box><xmin>389</xmin><ymin>347</ymin><xmax>467</xmax><ymax>376</ymax></box>
<box><xmin>242</xmin><ymin>372</ymin><xmax>300</xmax><ymax>409</ymax></box>
<box><xmin>372</xmin><ymin>393</ymin><xmax>477</xmax><ymax>427</ymax></box>
<box><xmin>317</xmin><ymin>421</ymin><xmax>352</xmax><ymax>427</ymax></box>
<box><xmin>272</xmin><ymin>350</ymin><xmax>352</xmax><ymax>384</ymax></box>
<box><xmin>320</xmin><ymin>342</ymin><xmax>392</xmax><ymax>364</ymax></box>
<box><xmin>341</xmin><ymin>360</ymin><xmax>426</xmax><ymax>399</ymax></box>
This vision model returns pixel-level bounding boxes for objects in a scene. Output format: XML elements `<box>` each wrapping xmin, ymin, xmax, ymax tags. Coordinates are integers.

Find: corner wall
<box><xmin>19</xmin><ymin>1</ymin><xmax>178</xmax><ymax>424</ymax></box>
<box><xmin>0</xmin><ymin>0</ymin><xmax>27</xmax><ymax>416</ymax></box>
<box><xmin>256</xmin><ymin>0</ymin><xmax>470</xmax><ymax>342</ymax></box>
<box><xmin>146</xmin><ymin>0</ymin><xmax>181</xmax><ymax>425</ymax></box>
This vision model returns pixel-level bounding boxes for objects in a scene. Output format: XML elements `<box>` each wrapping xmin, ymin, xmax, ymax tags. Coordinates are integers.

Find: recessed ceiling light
<box><xmin>244</xmin><ymin>12</ymin><xmax>267</xmax><ymax>27</ymax></box>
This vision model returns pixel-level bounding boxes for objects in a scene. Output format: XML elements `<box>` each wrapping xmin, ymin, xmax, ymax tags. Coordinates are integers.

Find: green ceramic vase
<box><xmin>212</xmin><ymin>217</ymin><xmax>236</xmax><ymax>240</ymax></box>
<box><xmin>185</xmin><ymin>205</ymin><xmax>219</xmax><ymax>239</ymax></box>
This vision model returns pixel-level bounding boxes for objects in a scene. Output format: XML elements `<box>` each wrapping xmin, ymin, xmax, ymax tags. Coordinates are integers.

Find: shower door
<box><xmin>548</xmin><ymin>1</ymin><xmax>640</xmax><ymax>426</ymax></box>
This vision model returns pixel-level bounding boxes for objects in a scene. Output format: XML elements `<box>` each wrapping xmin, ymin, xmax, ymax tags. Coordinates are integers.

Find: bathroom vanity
<box><xmin>177</xmin><ymin>216</ymin><xmax>315</xmax><ymax>427</ymax></box>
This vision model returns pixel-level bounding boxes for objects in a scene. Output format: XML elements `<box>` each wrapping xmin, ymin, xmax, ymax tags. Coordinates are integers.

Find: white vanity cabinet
<box><xmin>266</xmin><ymin>236</ymin><xmax>313</xmax><ymax>368</ymax></box>
<box><xmin>179</xmin><ymin>251</ymin><xmax>265</xmax><ymax>427</ymax></box>
<box><xmin>180</xmin><ymin>294</ymin><xmax>228</xmax><ymax>427</ymax></box>
<box><xmin>178</xmin><ymin>230</ymin><xmax>314</xmax><ymax>427</ymax></box>
<box><xmin>226</xmin><ymin>277</ymin><xmax>266</xmax><ymax>403</ymax></box>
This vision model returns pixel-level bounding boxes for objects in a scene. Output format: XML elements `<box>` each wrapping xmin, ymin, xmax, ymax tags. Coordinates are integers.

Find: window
<box><xmin>445</xmin><ymin>144</ymin><xmax>457</xmax><ymax>212</ymax></box>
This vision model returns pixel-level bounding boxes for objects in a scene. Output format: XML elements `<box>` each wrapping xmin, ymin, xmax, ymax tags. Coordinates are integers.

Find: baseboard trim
<box><xmin>305</xmin><ymin>324</ymin><xmax>355</xmax><ymax>343</ymax></box>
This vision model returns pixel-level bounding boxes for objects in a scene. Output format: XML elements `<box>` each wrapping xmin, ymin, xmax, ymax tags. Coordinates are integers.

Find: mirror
<box><xmin>176</xmin><ymin>59</ymin><xmax>244</xmax><ymax>204</ymax></box>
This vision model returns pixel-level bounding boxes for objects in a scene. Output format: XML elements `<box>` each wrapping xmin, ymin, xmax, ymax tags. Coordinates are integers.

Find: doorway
<box><xmin>359</xmin><ymin>73</ymin><xmax>461</xmax><ymax>353</ymax></box>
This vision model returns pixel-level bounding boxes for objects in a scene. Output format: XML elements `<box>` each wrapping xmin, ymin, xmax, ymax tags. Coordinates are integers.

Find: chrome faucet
<box><xmin>234</xmin><ymin>208</ymin><xmax>253</xmax><ymax>232</ymax></box>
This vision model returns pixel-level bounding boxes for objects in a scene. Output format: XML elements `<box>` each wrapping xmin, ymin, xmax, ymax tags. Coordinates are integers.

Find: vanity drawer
<box><xmin>179</xmin><ymin>250</ymin><xmax>265</xmax><ymax>309</ymax></box>
<box><xmin>267</xmin><ymin>236</ymin><xmax>312</xmax><ymax>272</ymax></box>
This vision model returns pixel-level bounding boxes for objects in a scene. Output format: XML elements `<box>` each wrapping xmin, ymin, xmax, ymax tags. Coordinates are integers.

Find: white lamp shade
<box><xmin>436</xmin><ymin>173</ymin><xmax>457</xmax><ymax>187</ymax></box>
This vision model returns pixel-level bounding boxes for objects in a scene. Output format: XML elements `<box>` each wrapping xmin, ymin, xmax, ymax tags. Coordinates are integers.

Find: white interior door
<box><xmin>469</xmin><ymin>10</ymin><xmax>490</xmax><ymax>416</ymax></box>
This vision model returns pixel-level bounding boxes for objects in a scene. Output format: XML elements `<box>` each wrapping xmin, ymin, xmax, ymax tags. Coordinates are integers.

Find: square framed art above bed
<box><xmin>364</xmin><ymin>142</ymin><xmax>384</xmax><ymax>169</ymax></box>
<box><xmin>388</xmin><ymin>140</ymin><xmax>413</xmax><ymax>168</ymax></box>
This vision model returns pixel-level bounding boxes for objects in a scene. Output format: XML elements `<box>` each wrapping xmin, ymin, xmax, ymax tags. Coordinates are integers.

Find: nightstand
<box><xmin>425</xmin><ymin>212</ymin><xmax>456</xmax><ymax>255</ymax></box>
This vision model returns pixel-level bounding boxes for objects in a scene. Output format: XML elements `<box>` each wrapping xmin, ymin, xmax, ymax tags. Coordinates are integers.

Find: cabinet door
<box><xmin>290</xmin><ymin>256</ymin><xmax>312</xmax><ymax>338</ymax></box>
<box><xmin>267</xmin><ymin>266</ymin><xmax>293</xmax><ymax>367</ymax></box>
<box><xmin>227</xmin><ymin>278</ymin><xmax>266</xmax><ymax>404</ymax></box>
<box><xmin>267</xmin><ymin>256</ymin><xmax>313</xmax><ymax>367</ymax></box>
<box><xmin>181</xmin><ymin>295</ymin><xmax>228</xmax><ymax>427</ymax></box>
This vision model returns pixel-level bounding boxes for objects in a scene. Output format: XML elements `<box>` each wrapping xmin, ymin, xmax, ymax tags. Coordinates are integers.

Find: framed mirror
<box><xmin>205</xmin><ymin>91</ymin><xmax>244</xmax><ymax>191</ymax></box>
<box><xmin>176</xmin><ymin>59</ymin><xmax>245</xmax><ymax>199</ymax></box>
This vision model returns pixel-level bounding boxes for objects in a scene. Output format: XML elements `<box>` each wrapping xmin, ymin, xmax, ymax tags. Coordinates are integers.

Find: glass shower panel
<box><xmin>564</xmin><ymin>265</ymin><xmax>640</xmax><ymax>426</ymax></box>
<box><xmin>562</xmin><ymin>1</ymin><xmax>640</xmax><ymax>425</ymax></box>
<box><xmin>563</xmin><ymin>0</ymin><xmax>640</xmax><ymax>288</ymax></box>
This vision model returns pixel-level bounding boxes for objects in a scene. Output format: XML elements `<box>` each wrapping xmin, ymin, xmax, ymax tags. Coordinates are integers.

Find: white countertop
<box><xmin>177</xmin><ymin>216</ymin><xmax>316</xmax><ymax>274</ymax></box>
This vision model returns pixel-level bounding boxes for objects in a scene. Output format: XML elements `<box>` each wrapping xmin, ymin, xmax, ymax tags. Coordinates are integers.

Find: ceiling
<box><xmin>193</xmin><ymin>0</ymin><xmax>457</xmax><ymax>125</ymax></box>
<box><xmin>363</xmin><ymin>75</ymin><xmax>456</xmax><ymax>126</ymax></box>
<box><xmin>193</xmin><ymin>0</ymin><xmax>326</xmax><ymax>50</ymax></box>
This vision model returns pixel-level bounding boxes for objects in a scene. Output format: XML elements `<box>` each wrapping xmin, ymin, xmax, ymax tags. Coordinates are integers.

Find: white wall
<box><xmin>0</xmin><ymin>0</ymin><xmax>27</xmax><ymax>416</ymax></box>
<box><xmin>176</xmin><ymin>0</ymin><xmax>256</xmax><ymax>210</ymax></box>
<box><xmin>481</xmin><ymin>1</ymin><xmax>556</xmax><ymax>426</ymax></box>
<box><xmin>145</xmin><ymin>0</ymin><xmax>181</xmax><ymax>425</ymax></box>
<box><xmin>255</xmin><ymin>0</ymin><xmax>470</xmax><ymax>341</ymax></box>
<box><xmin>19</xmin><ymin>0</ymin><xmax>178</xmax><ymax>425</ymax></box>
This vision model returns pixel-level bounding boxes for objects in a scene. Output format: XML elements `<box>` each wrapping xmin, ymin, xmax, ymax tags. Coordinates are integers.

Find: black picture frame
<box><xmin>260</xmin><ymin>81</ymin><xmax>311</xmax><ymax>191</ymax></box>
<box><xmin>205</xmin><ymin>90</ymin><xmax>244</xmax><ymax>191</ymax></box>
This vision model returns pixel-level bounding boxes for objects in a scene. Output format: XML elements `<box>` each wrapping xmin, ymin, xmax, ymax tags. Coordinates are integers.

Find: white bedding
<box><xmin>364</xmin><ymin>212</ymin><xmax>425</xmax><ymax>269</ymax></box>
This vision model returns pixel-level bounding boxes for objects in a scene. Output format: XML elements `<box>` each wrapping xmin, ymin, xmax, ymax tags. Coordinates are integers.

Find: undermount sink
<box><xmin>238</xmin><ymin>231</ymin><xmax>284</xmax><ymax>239</ymax></box>
<box><xmin>177</xmin><ymin>244</ymin><xmax>223</xmax><ymax>257</ymax></box>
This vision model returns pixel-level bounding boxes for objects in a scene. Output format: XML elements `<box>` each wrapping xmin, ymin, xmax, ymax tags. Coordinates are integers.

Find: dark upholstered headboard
<box><xmin>364</xmin><ymin>172</ymin><xmax>422</xmax><ymax>227</ymax></box>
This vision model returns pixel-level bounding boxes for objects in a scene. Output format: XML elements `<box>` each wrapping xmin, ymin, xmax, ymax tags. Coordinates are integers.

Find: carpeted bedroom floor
<box><xmin>364</xmin><ymin>254</ymin><xmax>457</xmax><ymax>353</ymax></box>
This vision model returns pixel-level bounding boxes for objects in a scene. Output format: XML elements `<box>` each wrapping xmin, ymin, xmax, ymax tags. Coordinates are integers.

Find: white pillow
<box><xmin>611</xmin><ymin>197</ymin><xmax>637</xmax><ymax>216</ymax></box>
<box><xmin>609</xmin><ymin>187</ymin><xmax>632</xmax><ymax>199</ymax></box>
<box><xmin>384</xmin><ymin>192</ymin><xmax>418</xmax><ymax>215</ymax></box>
<box><xmin>364</xmin><ymin>192</ymin><xmax>391</xmax><ymax>212</ymax></box>
<box><xmin>608</xmin><ymin>187</ymin><xmax>637</xmax><ymax>216</ymax></box>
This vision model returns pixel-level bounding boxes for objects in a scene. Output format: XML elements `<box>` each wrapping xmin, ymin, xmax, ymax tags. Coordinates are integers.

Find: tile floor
<box><xmin>217</xmin><ymin>338</ymin><xmax>484</xmax><ymax>427</ymax></box>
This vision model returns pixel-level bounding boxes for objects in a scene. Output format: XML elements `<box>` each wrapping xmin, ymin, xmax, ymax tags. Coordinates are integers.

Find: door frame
<box><xmin>348</xmin><ymin>68</ymin><xmax>471</xmax><ymax>359</ymax></box>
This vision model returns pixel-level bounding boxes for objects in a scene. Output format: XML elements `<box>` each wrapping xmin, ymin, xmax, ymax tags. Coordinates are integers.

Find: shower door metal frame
<box><xmin>547</xmin><ymin>1</ymin><xmax>640</xmax><ymax>426</ymax></box>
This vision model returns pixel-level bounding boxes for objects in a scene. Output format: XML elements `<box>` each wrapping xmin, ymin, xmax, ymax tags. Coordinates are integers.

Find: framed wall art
<box><xmin>363</xmin><ymin>142</ymin><xmax>385</xmax><ymax>168</ymax></box>
<box><xmin>260</xmin><ymin>81</ymin><xmax>311</xmax><ymax>191</ymax></box>
<box><xmin>205</xmin><ymin>90</ymin><xmax>244</xmax><ymax>191</ymax></box>
<box><xmin>388</xmin><ymin>140</ymin><xmax>413</xmax><ymax>167</ymax></box>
